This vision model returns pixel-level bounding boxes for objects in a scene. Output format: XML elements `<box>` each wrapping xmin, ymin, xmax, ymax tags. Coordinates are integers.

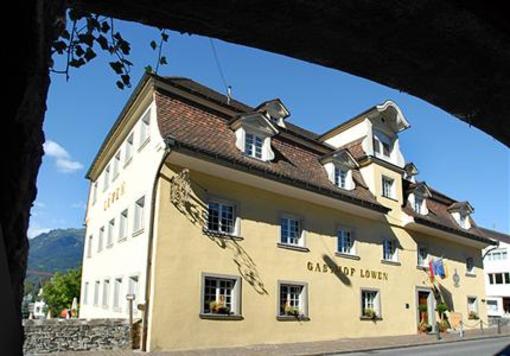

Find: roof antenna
<box><xmin>227</xmin><ymin>85</ymin><xmax>232</xmax><ymax>104</ymax></box>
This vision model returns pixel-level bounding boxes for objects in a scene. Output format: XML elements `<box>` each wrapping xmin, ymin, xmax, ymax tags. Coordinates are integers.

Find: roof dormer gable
<box><xmin>404</xmin><ymin>162</ymin><xmax>419</xmax><ymax>182</ymax></box>
<box><xmin>255</xmin><ymin>98</ymin><xmax>290</xmax><ymax>128</ymax></box>
<box><xmin>320</xmin><ymin>149</ymin><xmax>359</xmax><ymax>190</ymax></box>
<box><xmin>372</xmin><ymin>100</ymin><xmax>410</xmax><ymax>133</ymax></box>
<box><xmin>447</xmin><ymin>201</ymin><xmax>474</xmax><ymax>229</ymax></box>
<box><xmin>231</xmin><ymin>112</ymin><xmax>279</xmax><ymax>161</ymax></box>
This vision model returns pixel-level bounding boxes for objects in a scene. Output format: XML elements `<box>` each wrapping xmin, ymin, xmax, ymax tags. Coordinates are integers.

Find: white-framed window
<box><xmin>103</xmin><ymin>164</ymin><xmax>110</xmax><ymax>192</ymax></box>
<box><xmin>414</xmin><ymin>195</ymin><xmax>424</xmax><ymax>214</ymax></box>
<box><xmin>102</xmin><ymin>279</ymin><xmax>110</xmax><ymax>307</ymax></box>
<box><xmin>489</xmin><ymin>273</ymin><xmax>510</xmax><ymax>285</ymax></box>
<box><xmin>206</xmin><ymin>200</ymin><xmax>236</xmax><ymax>235</ymax></box>
<box><xmin>113</xmin><ymin>151</ymin><xmax>121</xmax><ymax>180</ymax></box>
<box><xmin>382</xmin><ymin>176</ymin><xmax>395</xmax><ymax>199</ymax></box>
<box><xmin>92</xmin><ymin>182</ymin><xmax>98</xmax><ymax>205</ymax></box>
<box><xmin>87</xmin><ymin>235</ymin><xmax>93</xmax><ymax>258</ymax></box>
<box><xmin>83</xmin><ymin>282</ymin><xmax>89</xmax><ymax>305</ymax></box>
<box><xmin>280</xmin><ymin>215</ymin><xmax>303</xmax><ymax>247</ymax></box>
<box><xmin>119</xmin><ymin>209</ymin><xmax>128</xmax><ymax>241</ymax></box>
<box><xmin>487</xmin><ymin>300</ymin><xmax>498</xmax><ymax>313</ymax></box>
<box><xmin>459</xmin><ymin>214</ymin><xmax>467</xmax><ymax>228</ymax></box>
<box><xmin>125</xmin><ymin>133</ymin><xmax>134</xmax><ymax>165</ymax></box>
<box><xmin>107</xmin><ymin>218</ymin><xmax>115</xmax><ymax>247</ymax></box>
<box><xmin>201</xmin><ymin>274</ymin><xmax>241</xmax><ymax>316</ymax></box>
<box><xmin>417</xmin><ymin>245</ymin><xmax>428</xmax><ymax>267</ymax></box>
<box><xmin>382</xmin><ymin>239</ymin><xmax>398</xmax><ymax>262</ymax></box>
<box><xmin>127</xmin><ymin>275</ymin><xmax>139</xmax><ymax>301</ymax></box>
<box><xmin>337</xmin><ymin>228</ymin><xmax>355</xmax><ymax>255</ymax></box>
<box><xmin>94</xmin><ymin>280</ymin><xmax>100</xmax><ymax>306</ymax></box>
<box><xmin>487</xmin><ymin>249</ymin><xmax>508</xmax><ymax>261</ymax></box>
<box><xmin>133</xmin><ymin>196</ymin><xmax>145</xmax><ymax>233</ymax></box>
<box><xmin>113</xmin><ymin>277</ymin><xmax>122</xmax><ymax>310</ymax></box>
<box><xmin>334</xmin><ymin>167</ymin><xmax>348</xmax><ymax>189</ymax></box>
<box><xmin>278</xmin><ymin>281</ymin><xmax>308</xmax><ymax>318</ymax></box>
<box><xmin>373</xmin><ymin>131</ymin><xmax>393</xmax><ymax>158</ymax></box>
<box><xmin>244</xmin><ymin>132</ymin><xmax>264</xmax><ymax>159</ymax></box>
<box><xmin>466</xmin><ymin>257</ymin><xmax>475</xmax><ymax>274</ymax></box>
<box><xmin>139</xmin><ymin>109</ymin><xmax>151</xmax><ymax>147</ymax></box>
<box><xmin>361</xmin><ymin>289</ymin><xmax>381</xmax><ymax>318</ymax></box>
<box><xmin>97</xmin><ymin>226</ymin><xmax>104</xmax><ymax>252</ymax></box>
<box><xmin>467</xmin><ymin>297</ymin><xmax>478</xmax><ymax>316</ymax></box>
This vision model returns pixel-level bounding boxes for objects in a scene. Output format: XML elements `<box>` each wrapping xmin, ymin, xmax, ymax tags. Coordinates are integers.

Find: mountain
<box><xmin>27</xmin><ymin>228</ymin><xmax>85</xmax><ymax>277</ymax></box>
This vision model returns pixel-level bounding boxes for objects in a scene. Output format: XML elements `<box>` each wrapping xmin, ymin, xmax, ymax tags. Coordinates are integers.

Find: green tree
<box><xmin>42</xmin><ymin>268</ymin><xmax>81</xmax><ymax>316</ymax></box>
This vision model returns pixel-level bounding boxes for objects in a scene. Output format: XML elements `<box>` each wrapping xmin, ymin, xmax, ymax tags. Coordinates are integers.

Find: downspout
<box><xmin>140</xmin><ymin>136</ymin><xmax>174</xmax><ymax>351</ymax></box>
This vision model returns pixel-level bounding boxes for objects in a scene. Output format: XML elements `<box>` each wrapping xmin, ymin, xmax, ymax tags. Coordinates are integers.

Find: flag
<box><xmin>435</xmin><ymin>259</ymin><xmax>446</xmax><ymax>278</ymax></box>
<box><xmin>429</xmin><ymin>259</ymin><xmax>435</xmax><ymax>281</ymax></box>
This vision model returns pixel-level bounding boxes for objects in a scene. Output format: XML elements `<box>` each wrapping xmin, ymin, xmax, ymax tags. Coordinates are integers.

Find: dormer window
<box><xmin>447</xmin><ymin>201</ymin><xmax>474</xmax><ymax>230</ymax></box>
<box><xmin>334</xmin><ymin>167</ymin><xmax>348</xmax><ymax>189</ymax></box>
<box><xmin>320</xmin><ymin>149</ymin><xmax>358</xmax><ymax>191</ymax></box>
<box><xmin>373</xmin><ymin>130</ymin><xmax>393</xmax><ymax>159</ymax></box>
<box><xmin>408</xmin><ymin>183</ymin><xmax>431</xmax><ymax>215</ymax></box>
<box><xmin>231</xmin><ymin>112</ymin><xmax>278</xmax><ymax>162</ymax></box>
<box><xmin>244</xmin><ymin>132</ymin><xmax>263</xmax><ymax>159</ymax></box>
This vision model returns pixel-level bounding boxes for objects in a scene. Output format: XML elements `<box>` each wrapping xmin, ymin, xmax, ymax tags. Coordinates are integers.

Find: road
<box><xmin>337</xmin><ymin>336</ymin><xmax>510</xmax><ymax>356</ymax></box>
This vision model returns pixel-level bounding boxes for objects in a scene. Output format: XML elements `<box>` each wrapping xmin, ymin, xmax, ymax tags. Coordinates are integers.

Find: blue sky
<box><xmin>29</xmin><ymin>20</ymin><xmax>510</xmax><ymax>237</ymax></box>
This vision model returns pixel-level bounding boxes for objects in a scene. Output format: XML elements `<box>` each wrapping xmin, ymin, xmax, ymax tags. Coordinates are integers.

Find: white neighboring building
<box><xmin>481</xmin><ymin>227</ymin><xmax>510</xmax><ymax>319</ymax></box>
<box><xmin>79</xmin><ymin>78</ymin><xmax>167</xmax><ymax>318</ymax></box>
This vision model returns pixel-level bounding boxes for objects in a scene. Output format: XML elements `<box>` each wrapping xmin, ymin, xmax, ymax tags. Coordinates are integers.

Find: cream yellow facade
<box><xmin>80</xmin><ymin>74</ymin><xmax>495</xmax><ymax>352</ymax></box>
<box><xmin>146</xmin><ymin>160</ymin><xmax>487</xmax><ymax>351</ymax></box>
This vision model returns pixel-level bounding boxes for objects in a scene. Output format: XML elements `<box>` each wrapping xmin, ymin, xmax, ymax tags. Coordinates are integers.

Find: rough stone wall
<box><xmin>23</xmin><ymin>319</ymin><xmax>137</xmax><ymax>354</ymax></box>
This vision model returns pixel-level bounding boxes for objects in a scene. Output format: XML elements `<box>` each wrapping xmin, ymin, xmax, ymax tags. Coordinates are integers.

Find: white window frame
<box><xmin>127</xmin><ymin>275</ymin><xmax>140</xmax><ymax>314</ymax></box>
<box><xmin>87</xmin><ymin>235</ymin><xmax>93</xmax><ymax>258</ymax></box>
<box><xmin>133</xmin><ymin>196</ymin><xmax>145</xmax><ymax>234</ymax></box>
<box><xmin>119</xmin><ymin>209</ymin><xmax>128</xmax><ymax>241</ymax></box>
<box><xmin>113</xmin><ymin>150</ymin><xmax>121</xmax><ymax>180</ymax></box>
<box><xmin>466</xmin><ymin>257</ymin><xmax>475</xmax><ymax>275</ymax></box>
<box><xmin>97</xmin><ymin>226</ymin><xmax>104</xmax><ymax>252</ymax></box>
<box><xmin>382</xmin><ymin>239</ymin><xmax>398</xmax><ymax>262</ymax></box>
<box><xmin>124</xmin><ymin>133</ymin><xmax>134</xmax><ymax>166</ymax></box>
<box><xmin>382</xmin><ymin>176</ymin><xmax>395</xmax><ymax>199</ymax></box>
<box><xmin>277</xmin><ymin>280</ymin><xmax>308</xmax><ymax>319</ymax></box>
<box><xmin>107</xmin><ymin>218</ymin><xmax>115</xmax><ymax>247</ymax></box>
<box><xmin>102</xmin><ymin>279</ymin><xmax>110</xmax><ymax>308</ymax></box>
<box><xmin>337</xmin><ymin>227</ymin><xmax>356</xmax><ymax>255</ymax></box>
<box><xmin>280</xmin><ymin>214</ymin><xmax>304</xmax><ymax>247</ymax></box>
<box><xmin>373</xmin><ymin>130</ymin><xmax>393</xmax><ymax>159</ymax></box>
<box><xmin>417</xmin><ymin>244</ymin><xmax>428</xmax><ymax>267</ymax></box>
<box><xmin>244</xmin><ymin>131</ymin><xmax>264</xmax><ymax>159</ymax></box>
<box><xmin>200</xmin><ymin>273</ymin><xmax>242</xmax><ymax>317</ymax></box>
<box><xmin>205</xmin><ymin>198</ymin><xmax>239</xmax><ymax>236</ymax></box>
<box><xmin>361</xmin><ymin>288</ymin><xmax>381</xmax><ymax>318</ymax></box>
<box><xmin>94</xmin><ymin>281</ymin><xmax>100</xmax><ymax>306</ymax></box>
<box><xmin>83</xmin><ymin>281</ymin><xmax>89</xmax><ymax>305</ymax></box>
<box><xmin>334</xmin><ymin>166</ymin><xmax>349</xmax><ymax>189</ymax></box>
<box><xmin>92</xmin><ymin>182</ymin><xmax>98</xmax><ymax>205</ymax></box>
<box><xmin>103</xmin><ymin>164</ymin><xmax>110</xmax><ymax>192</ymax></box>
<box><xmin>139</xmin><ymin>109</ymin><xmax>151</xmax><ymax>149</ymax></box>
<box><xmin>113</xmin><ymin>277</ymin><xmax>122</xmax><ymax>311</ymax></box>
<box><xmin>467</xmin><ymin>296</ymin><xmax>478</xmax><ymax>315</ymax></box>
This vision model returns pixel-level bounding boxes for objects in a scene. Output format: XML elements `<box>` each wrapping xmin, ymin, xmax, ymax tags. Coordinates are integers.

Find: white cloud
<box><xmin>43</xmin><ymin>140</ymin><xmax>84</xmax><ymax>173</ymax></box>
<box><xmin>27</xmin><ymin>225</ymin><xmax>53</xmax><ymax>239</ymax></box>
<box><xmin>71</xmin><ymin>201</ymin><xmax>86</xmax><ymax>210</ymax></box>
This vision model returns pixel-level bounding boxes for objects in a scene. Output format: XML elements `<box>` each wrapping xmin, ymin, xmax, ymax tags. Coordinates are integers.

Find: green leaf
<box><xmin>144</xmin><ymin>65</ymin><xmax>154</xmax><ymax>73</ymax></box>
<box><xmin>150</xmin><ymin>40</ymin><xmax>157</xmax><ymax>50</ymax></box>
<box><xmin>77</xmin><ymin>33</ymin><xmax>94</xmax><ymax>47</ymax></box>
<box><xmin>53</xmin><ymin>40</ymin><xmax>67</xmax><ymax>54</ymax></box>
<box><xmin>159</xmin><ymin>56</ymin><xmax>168</xmax><ymax>65</ymax></box>
<box><xmin>116</xmin><ymin>80</ymin><xmax>125</xmax><ymax>90</ymax></box>
<box><xmin>61</xmin><ymin>30</ymin><xmax>71</xmax><ymax>40</ymax></box>
<box><xmin>84</xmin><ymin>47</ymin><xmax>97</xmax><ymax>61</ymax></box>
<box><xmin>74</xmin><ymin>45</ymin><xmax>85</xmax><ymax>57</ymax></box>
<box><xmin>121</xmin><ymin>74</ymin><xmax>131</xmax><ymax>85</ymax></box>
<box><xmin>96</xmin><ymin>35</ymin><xmax>109</xmax><ymax>50</ymax></box>
<box><xmin>69</xmin><ymin>58</ymin><xmax>86</xmax><ymax>68</ymax></box>
<box><xmin>100</xmin><ymin>21</ymin><xmax>111</xmax><ymax>33</ymax></box>
<box><xmin>161</xmin><ymin>32</ymin><xmax>169</xmax><ymax>42</ymax></box>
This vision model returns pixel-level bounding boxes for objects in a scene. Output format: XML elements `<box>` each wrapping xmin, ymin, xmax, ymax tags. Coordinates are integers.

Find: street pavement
<box><xmin>337</xmin><ymin>336</ymin><xmax>510</xmax><ymax>356</ymax></box>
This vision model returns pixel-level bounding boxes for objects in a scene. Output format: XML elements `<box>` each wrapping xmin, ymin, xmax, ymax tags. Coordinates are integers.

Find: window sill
<box><xmin>241</xmin><ymin>153</ymin><xmax>268</xmax><ymax>163</ymax></box>
<box><xmin>132</xmin><ymin>228</ymin><xmax>144</xmax><ymax>237</ymax></box>
<box><xmin>381</xmin><ymin>259</ymin><xmax>401</xmax><ymax>266</ymax></box>
<box><xmin>277</xmin><ymin>243</ymin><xmax>309</xmax><ymax>253</ymax></box>
<box><xmin>118</xmin><ymin>236</ymin><xmax>127</xmax><ymax>243</ymax></box>
<box><xmin>106</xmin><ymin>243</ymin><xmax>113</xmax><ymax>249</ymax></box>
<box><xmin>335</xmin><ymin>252</ymin><xmax>360</xmax><ymax>260</ymax></box>
<box><xmin>113</xmin><ymin>173</ymin><xmax>119</xmax><ymax>181</ymax></box>
<box><xmin>465</xmin><ymin>272</ymin><xmax>477</xmax><ymax>278</ymax></box>
<box><xmin>138</xmin><ymin>137</ymin><xmax>150</xmax><ymax>152</ymax></box>
<box><xmin>202</xmin><ymin>229</ymin><xmax>244</xmax><ymax>241</ymax></box>
<box><xmin>199</xmin><ymin>314</ymin><xmax>243</xmax><ymax>321</ymax></box>
<box><xmin>276</xmin><ymin>315</ymin><xmax>310</xmax><ymax>322</ymax></box>
<box><xmin>123</xmin><ymin>157</ymin><xmax>132</xmax><ymax>168</ymax></box>
<box><xmin>360</xmin><ymin>316</ymin><xmax>383</xmax><ymax>321</ymax></box>
<box><xmin>381</xmin><ymin>195</ymin><xmax>399</xmax><ymax>202</ymax></box>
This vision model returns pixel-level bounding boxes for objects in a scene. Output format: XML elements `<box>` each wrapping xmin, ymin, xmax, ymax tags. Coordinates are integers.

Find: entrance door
<box><xmin>418</xmin><ymin>291</ymin><xmax>429</xmax><ymax>323</ymax></box>
<box><xmin>503</xmin><ymin>297</ymin><xmax>510</xmax><ymax>314</ymax></box>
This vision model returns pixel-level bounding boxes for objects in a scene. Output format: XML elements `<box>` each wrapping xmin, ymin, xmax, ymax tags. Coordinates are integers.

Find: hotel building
<box><xmin>80</xmin><ymin>73</ymin><xmax>498</xmax><ymax>351</ymax></box>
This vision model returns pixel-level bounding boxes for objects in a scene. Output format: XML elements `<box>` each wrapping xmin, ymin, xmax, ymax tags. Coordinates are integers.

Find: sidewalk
<box><xmin>45</xmin><ymin>327</ymin><xmax>510</xmax><ymax>356</ymax></box>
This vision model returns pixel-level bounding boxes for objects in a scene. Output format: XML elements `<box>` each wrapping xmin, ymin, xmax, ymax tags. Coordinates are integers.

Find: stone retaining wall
<box><xmin>23</xmin><ymin>318</ymin><xmax>139</xmax><ymax>354</ymax></box>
